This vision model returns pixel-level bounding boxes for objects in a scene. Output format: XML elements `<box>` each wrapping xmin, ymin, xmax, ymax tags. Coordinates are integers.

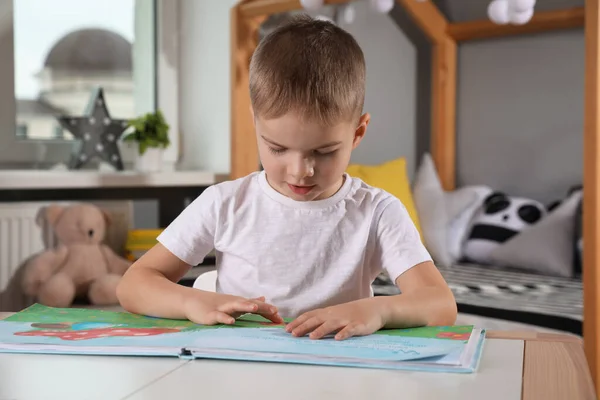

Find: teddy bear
<box><xmin>20</xmin><ymin>203</ymin><xmax>132</xmax><ymax>308</ymax></box>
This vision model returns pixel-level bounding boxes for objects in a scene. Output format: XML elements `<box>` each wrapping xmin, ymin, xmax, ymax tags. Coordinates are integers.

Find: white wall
<box><xmin>177</xmin><ymin>1</ymin><xmax>417</xmax><ymax>177</ymax></box>
<box><xmin>178</xmin><ymin>0</ymin><xmax>238</xmax><ymax>174</ymax></box>
<box><xmin>457</xmin><ymin>29</ymin><xmax>584</xmax><ymax>202</ymax></box>
<box><xmin>339</xmin><ymin>2</ymin><xmax>417</xmax><ymax>178</ymax></box>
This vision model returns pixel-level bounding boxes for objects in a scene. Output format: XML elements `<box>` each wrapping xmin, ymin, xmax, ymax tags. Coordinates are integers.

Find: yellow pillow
<box><xmin>346</xmin><ymin>158</ymin><xmax>422</xmax><ymax>236</ymax></box>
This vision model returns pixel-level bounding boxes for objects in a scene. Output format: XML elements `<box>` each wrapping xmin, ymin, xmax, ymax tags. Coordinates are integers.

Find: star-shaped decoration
<box><xmin>56</xmin><ymin>87</ymin><xmax>129</xmax><ymax>170</ymax></box>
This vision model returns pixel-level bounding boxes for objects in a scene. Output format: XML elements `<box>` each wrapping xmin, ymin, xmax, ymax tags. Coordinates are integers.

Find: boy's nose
<box><xmin>290</xmin><ymin>158</ymin><xmax>314</xmax><ymax>179</ymax></box>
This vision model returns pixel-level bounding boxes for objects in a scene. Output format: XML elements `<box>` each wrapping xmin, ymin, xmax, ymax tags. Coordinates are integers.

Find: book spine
<box><xmin>178</xmin><ymin>348</ymin><xmax>195</xmax><ymax>360</ymax></box>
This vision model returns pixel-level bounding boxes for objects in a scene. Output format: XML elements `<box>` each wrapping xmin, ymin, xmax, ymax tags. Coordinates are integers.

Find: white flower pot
<box><xmin>134</xmin><ymin>148</ymin><xmax>164</xmax><ymax>172</ymax></box>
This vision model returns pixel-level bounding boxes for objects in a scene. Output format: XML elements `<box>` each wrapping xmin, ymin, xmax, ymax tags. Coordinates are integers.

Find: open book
<box><xmin>0</xmin><ymin>304</ymin><xmax>486</xmax><ymax>373</ymax></box>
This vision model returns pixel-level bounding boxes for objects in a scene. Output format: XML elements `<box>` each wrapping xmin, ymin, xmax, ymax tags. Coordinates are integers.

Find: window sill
<box><xmin>0</xmin><ymin>169</ymin><xmax>225</xmax><ymax>189</ymax></box>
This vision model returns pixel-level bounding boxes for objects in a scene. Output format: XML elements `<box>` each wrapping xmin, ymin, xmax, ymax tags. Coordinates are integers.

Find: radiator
<box><xmin>0</xmin><ymin>202</ymin><xmax>46</xmax><ymax>293</ymax></box>
<box><xmin>0</xmin><ymin>201</ymin><xmax>133</xmax><ymax>306</ymax></box>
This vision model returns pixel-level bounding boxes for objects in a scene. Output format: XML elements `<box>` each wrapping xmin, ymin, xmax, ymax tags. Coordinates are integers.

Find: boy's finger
<box><xmin>309</xmin><ymin>320</ymin><xmax>344</xmax><ymax>340</ymax></box>
<box><xmin>219</xmin><ymin>301</ymin><xmax>259</xmax><ymax>315</ymax></box>
<box><xmin>334</xmin><ymin>324</ymin><xmax>357</xmax><ymax>341</ymax></box>
<box><xmin>291</xmin><ymin>316</ymin><xmax>323</xmax><ymax>337</ymax></box>
<box><xmin>218</xmin><ymin>300</ymin><xmax>283</xmax><ymax>324</ymax></box>
<box><xmin>250</xmin><ymin>299</ymin><xmax>279</xmax><ymax>316</ymax></box>
<box><xmin>213</xmin><ymin>311</ymin><xmax>235</xmax><ymax>325</ymax></box>
<box><xmin>249</xmin><ymin>301</ymin><xmax>285</xmax><ymax>324</ymax></box>
<box><xmin>204</xmin><ymin>311</ymin><xmax>235</xmax><ymax>325</ymax></box>
<box><xmin>258</xmin><ymin>310</ymin><xmax>285</xmax><ymax>324</ymax></box>
<box><xmin>285</xmin><ymin>313</ymin><xmax>310</xmax><ymax>332</ymax></box>
<box><xmin>240</xmin><ymin>299</ymin><xmax>283</xmax><ymax>324</ymax></box>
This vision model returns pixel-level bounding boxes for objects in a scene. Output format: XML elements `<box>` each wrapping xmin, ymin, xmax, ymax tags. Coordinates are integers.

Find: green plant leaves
<box><xmin>123</xmin><ymin>109</ymin><xmax>171</xmax><ymax>155</ymax></box>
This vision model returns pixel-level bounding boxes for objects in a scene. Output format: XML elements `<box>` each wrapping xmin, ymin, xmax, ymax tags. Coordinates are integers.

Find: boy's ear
<box><xmin>352</xmin><ymin>113</ymin><xmax>370</xmax><ymax>149</ymax></box>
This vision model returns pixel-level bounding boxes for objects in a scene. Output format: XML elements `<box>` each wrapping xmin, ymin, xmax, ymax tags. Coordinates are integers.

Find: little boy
<box><xmin>117</xmin><ymin>15</ymin><xmax>457</xmax><ymax>341</ymax></box>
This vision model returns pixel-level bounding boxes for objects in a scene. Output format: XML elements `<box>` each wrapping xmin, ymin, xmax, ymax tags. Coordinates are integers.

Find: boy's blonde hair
<box><xmin>249</xmin><ymin>14</ymin><xmax>366</xmax><ymax>126</ymax></box>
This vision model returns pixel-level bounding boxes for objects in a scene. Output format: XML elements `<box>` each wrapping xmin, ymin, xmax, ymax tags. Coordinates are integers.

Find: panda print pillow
<box><xmin>462</xmin><ymin>192</ymin><xmax>546</xmax><ymax>265</ymax></box>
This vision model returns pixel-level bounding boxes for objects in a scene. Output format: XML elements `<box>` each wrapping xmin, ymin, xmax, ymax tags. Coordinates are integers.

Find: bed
<box><xmin>373</xmin><ymin>264</ymin><xmax>582</xmax><ymax>335</ymax></box>
<box><xmin>229</xmin><ymin>0</ymin><xmax>598</xmax><ymax>390</ymax></box>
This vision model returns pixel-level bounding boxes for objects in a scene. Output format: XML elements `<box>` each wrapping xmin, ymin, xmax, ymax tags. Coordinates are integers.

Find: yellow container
<box><xmin>124</xmin><ymin>229</ymin><xmax>164</xmax><ymax>260</ymax></box>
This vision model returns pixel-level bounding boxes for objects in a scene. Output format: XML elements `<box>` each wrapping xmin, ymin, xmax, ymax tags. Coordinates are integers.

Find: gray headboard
<box><xmin>455</xmin><ymin>29</ymin><xmax>583</xmax><ymax>204</ymax></box>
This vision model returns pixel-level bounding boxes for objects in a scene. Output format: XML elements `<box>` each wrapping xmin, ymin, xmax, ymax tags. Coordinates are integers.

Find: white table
<box><xmin>127</xmin><ymin>339</ymin><xmax>524</xmax><ymax>400</ymax></box>
<box><xmin>0</xmin><ymin>309</ymin><xmax>595</xmax><ymax>400</ymax></box>
<box><xmin>0</xmin><ymin>339</ymin><xmax>521</xmax><ymax>400</ymax></box>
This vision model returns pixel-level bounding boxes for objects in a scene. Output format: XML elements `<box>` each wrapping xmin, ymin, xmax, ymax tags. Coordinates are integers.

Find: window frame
<box><xmin>0</xmin><ymin>0</ymin><xmax>180</xmax><ymax>170</ymax></box>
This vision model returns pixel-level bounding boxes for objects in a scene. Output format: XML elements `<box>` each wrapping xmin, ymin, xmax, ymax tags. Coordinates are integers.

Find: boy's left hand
<box><xmin>285</xmin><ymin>298</ymin><xmax>386</xmax><ymax>341</ymax></box>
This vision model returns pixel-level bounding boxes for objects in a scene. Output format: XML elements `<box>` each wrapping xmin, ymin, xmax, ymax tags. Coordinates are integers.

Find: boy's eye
<box><xmin>315</xmin><ymin>149</ymin><xmax>337</xmax><ymax>156</ymax></box>
<box><xmin>268</xmin><ymin>147</ymin><xmax>286</xmax><ymax>155</ymax></box>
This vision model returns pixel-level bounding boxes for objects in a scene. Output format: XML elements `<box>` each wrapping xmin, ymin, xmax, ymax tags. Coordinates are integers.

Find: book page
<box><xmin>0</xmin><ymin>305</ymin><xmax>476</xmax><ymax>367</ymax></box>
<box><xmin>186</xmin><ymin>326</ymin><xmax>467</xmax><ymax>362</ymax></box>
<box><xmin>0</xmin><ymin>304</ymin><xmax>208</xmax><ymax>350</ymax></box>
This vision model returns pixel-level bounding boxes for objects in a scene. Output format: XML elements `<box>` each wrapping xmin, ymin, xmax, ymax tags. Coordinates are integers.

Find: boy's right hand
<box><xmin>184</xmin><ymin>292</ymin><xmax>284</xmax><ymax>326</ymax></box>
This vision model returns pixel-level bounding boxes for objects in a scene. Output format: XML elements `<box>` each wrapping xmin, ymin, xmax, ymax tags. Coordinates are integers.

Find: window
<box><xmin>13</xmin><ymin>0</ymin><xmax>156</xmax><ymax>140</ymax></box>
<box><xmin>53</xmin><ymin>126</ymin><xmax>64</xmax><ymax>140</ymax></box>
<box><xmin>0</xmin><ymin>0</ymin><xmax>158</xmax><ymax>166</ymax></box>
<box><xmin>16</xmin><ymin>124</ymin><xmax>27</xmax><ymax>139</ymax></box>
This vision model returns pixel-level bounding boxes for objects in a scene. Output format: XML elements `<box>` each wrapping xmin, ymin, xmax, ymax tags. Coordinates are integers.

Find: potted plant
<box><xmin>122</xmin><ymin>110</ymin><xmax>170</xmax><ymax>172</ymax></box>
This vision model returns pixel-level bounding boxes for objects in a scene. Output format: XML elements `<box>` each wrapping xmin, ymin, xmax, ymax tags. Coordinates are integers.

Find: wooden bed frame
<box><xmin>230</xmin><ymin>0</ymin><xmax>598</xmax><ymax>391</ymax></box>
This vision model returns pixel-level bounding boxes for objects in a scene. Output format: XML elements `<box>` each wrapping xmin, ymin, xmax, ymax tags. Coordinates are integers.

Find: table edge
<box><xmin>486</xmin><ymin>330</ymin><xmax>583</xmax><ymax>344</ymax></box>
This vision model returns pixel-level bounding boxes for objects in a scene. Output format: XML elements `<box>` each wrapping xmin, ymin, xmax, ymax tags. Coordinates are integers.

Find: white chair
<box><xmin>192</xmin><ymin>269</ymin><xmax>218</xmax><ymax>292</ymax></box>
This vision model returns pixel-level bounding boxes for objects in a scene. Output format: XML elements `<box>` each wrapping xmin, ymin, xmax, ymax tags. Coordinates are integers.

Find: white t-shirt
<box><xmin>157</xmin><ymin>171</ymin><xmax>431</xmax><ymax>318</ymax></box>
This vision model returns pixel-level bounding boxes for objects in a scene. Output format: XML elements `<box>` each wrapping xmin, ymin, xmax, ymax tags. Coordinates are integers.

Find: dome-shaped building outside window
<box><xmin>16</xmin><ymin>28</ymin><xmax>134</xmax><ymax>140</ymax></box>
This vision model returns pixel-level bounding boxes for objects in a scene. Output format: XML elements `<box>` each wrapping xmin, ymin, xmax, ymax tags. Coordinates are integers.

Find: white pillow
<box><xmin>446</xmin><ymin>186</ymin><xmax>493</xmax><ymax>262</ymax></box>
<box><xmin>488</xmin><ymin>191</ymin><xmax>581</xmax><ymax>277</ymax></box>
<box><xmin>413</xmin><ymin>153</ymin><xmax>489</xmax><ymax>266</ymax></box>
<box><xmin>463</xmin><ymin>193</ymin><xmax>546</xmax><ymax>265</ymax></box>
